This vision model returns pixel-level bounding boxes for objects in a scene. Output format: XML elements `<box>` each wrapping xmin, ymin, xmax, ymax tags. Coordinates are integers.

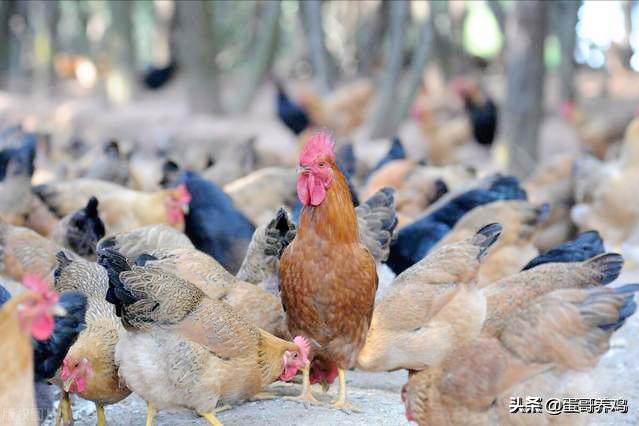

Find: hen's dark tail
<box><xmin>472</xmin><ymin>223</ymin><xmax>502</xmax><ymax>261</ymax></box>
<box><xmin>98</xmin><ymin>247</ymin><xmax>135</xmax><ymax>318</ymax></box>
<box><xmin>523</xmin><ymin>230</ymin><xmax>605</xmax><ymax>271</ymax></box>
<box><xmin>585</xmin><ymin>253</ymin><xmax>624</xmax><ymax>286</ymax></box>
<box><xmin>595</xmin><ymin>284</ymin><xmax>639</xmax><ymax>331</ymax></box>
<box><xmin>67</xmin><ymin>196</ymin><xmax>105</xmax><ymax>259</ymax></box>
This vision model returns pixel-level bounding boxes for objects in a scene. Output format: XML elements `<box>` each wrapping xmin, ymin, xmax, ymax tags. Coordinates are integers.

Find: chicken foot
<box><xmin>145</xmin><ymin>402</ymin><xmax>156</xmax><ymax>426</ymax></box>
<box><xmin>249</xmin><ymin>391</ymin><xmax>279</xmax><ymax>401</ymax></box>
<box><xmin>283</xmin><ymin>363</ymin><xmax>322</xmax><ymax>407</ymax></box>
<box><xmin>199</xmin><ymin>412</ymin><xmax>224</xmax><ymax>426</ymax></box>
<box><xmin>331</xmin><ymin>368</ymin><xmax>361</xmax><ymax>413</ymax></box>
<box><xmin>95</xmin><ymin>403</ymin><xmax>106</xmax><ymax>426</ymax></box>
<box><xmin>55</xmin><ymin>391</ymin><xmax>73</xmax><ymax>426</ymax></box>
<box><xmin>214</xmin><ymin>404</ymin><xmax>232</xmax><ymax>413</ymax></box>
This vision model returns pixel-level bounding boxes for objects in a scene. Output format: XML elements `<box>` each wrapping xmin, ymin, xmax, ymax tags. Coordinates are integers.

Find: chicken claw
<box><xmin>199</xmin><ymin>412</ymin><xmax>224</xmax><ymax>426</ymax></box>
<box><xmin>145</xmin><ymin>402</ymin><xmax>156</xmax><ymax>426</ymax></box>
<box><xmin>250</xmin><ymin>391</ymin><xmax>279</xmax><ymax>401</ymax></box>
<box><xmin>55</xmin><ymin>392</ymin><xmax>73</xmax><ymax>426</ymax></box>
<box><xmin>330</xmin><ymin>368</ymin><xmax>362</xmax><ymax>414</ymax></box>
<box><xmin>214</xmin><ymin>404</ymin><xmax>232</xmax><ymax>413</ymax></box>
<box><xmin>95</xmin><ymin>403</ymin><xmax>106</xmax><ymax>426</ymax></box>
<box><xmin>283</xmin><ymin>364</ymin><xmax>322</xmax><ymax>408</ymax></box>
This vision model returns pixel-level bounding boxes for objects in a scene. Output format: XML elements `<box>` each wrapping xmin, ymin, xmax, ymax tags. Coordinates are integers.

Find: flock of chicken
<box><xmin>0</xmin><ymin>76</ymin><xmax>638</xmax><ymax>426</ymax></box>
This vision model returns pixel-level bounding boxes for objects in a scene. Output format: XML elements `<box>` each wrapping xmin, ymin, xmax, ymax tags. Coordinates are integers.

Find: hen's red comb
<box><xmin>293</xmin><ymin>335</ymin><xmax>311</xmax><ymax>364</ymax></box>
<box><xmin>23</xmin><ymin>274</ymin><xmax>59</xmax><ymax>304</ymax></box>
<box><xmin>176</xmin><ymin>183</ymin><xmax>192</xmax><ymax>204</ymax></box>
<box><xmin>23</xmin><ymin>274</ymin><xmax>49</xmax><ymax>294</ymax></box>
<box><xmin>300</xmin><ymin>129</ymin><xmax>336</xmax><ymax>164</ymax></box>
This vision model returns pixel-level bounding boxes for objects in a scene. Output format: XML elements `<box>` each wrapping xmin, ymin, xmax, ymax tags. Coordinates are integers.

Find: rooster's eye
<box><xmin>318</xmin><ymin>162</ymin><xmax>326</xmax><ymax>168</ymax></box>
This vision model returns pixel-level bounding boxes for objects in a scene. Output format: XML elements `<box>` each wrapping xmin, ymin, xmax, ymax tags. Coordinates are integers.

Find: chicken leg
<box><xmin>55</xmin><ymin>391</ymin><xmax>73</xmax><ymax>426</ymax></box>
<box><xmin>331</xmin><ymin>368</ymin><xmax>361</xmax><ymax>413</ymax></box>
<box><xmin>95</xmin><ymin>403</ymin><xmax>106</xmax><ymax>426</ymax></box>
<box><xmin>283</xmin><ymin>362</ymin><xmax>322</xmax><ymax>407</ymax></box>
<box><xmin>145</xmin><ymin>402</ymin><xmax>156</xmax><ymax>426</ymax></box>
<box><xmin>199</xmin><ymin>412</ymin><xmax>224</xmax><ymax>426</ymax></box>
<box><xmin>250</xmin><ymin>391</ymin><xmax>279</xmax><ymax>401</ymax></box>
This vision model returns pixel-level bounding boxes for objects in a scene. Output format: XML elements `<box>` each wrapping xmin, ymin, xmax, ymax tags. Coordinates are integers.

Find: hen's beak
<box><xmin>296</xmin><ymin>165</ymin><xmax>310</xmax><ymax>175</ymax></box>
<box><xmin>320</xmin><ymin>381</ymin><xmax>330</xmax><ymax>393</ymax></box>
<box><xmin>62</xmin><ymin>376</ymin><xmax>74</xmax><ymax>392</ymax></box>
<box><xmin>181</xmin><ymin>204</ymin><xmax>190</xmax><ymax>215</ymax></box>
<box><xmin>49</xmin><ymin>303</ymin><xmax>67</xmax><ymax>317</ymax></box>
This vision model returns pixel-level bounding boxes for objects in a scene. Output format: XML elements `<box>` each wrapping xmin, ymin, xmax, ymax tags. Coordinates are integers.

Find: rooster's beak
<box><xmin>62</xmin><ymin>377</ymin><xmax>74</xmax><ymax>392</ymax></box>
<box><xmin>181</xmin><ymin>204</ymin><xmax>190</xmax><ymax>215</ymax></box>
<box><xmin>296</xmin><ymin>165</ymin><xmax>310</xmax><ymax>175</ymax></box>
<box><xmin>49</xmin><ymin>303</ymin><xmax>67</xmax><ymax>317</ymax></box>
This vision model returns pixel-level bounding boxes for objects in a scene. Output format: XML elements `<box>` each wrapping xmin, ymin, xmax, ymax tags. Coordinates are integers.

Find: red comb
<box><xmin>560</xmin><ymin>100</ymin><xmax>575</xmax><ymax>119</ymax></box>
<box><xmin>23</xmin><ymin>274</ymin><xmax>49</xmax><ymax>294</ymax></box>
<box><xmin>23</xmin><ymin>274</ymin><xmax>59</xmax><ymax>303</ymax></box>
<box><xmin>176</xmin><ymin>183</ymin><xmax>192</xmax><ymax>204</ymax></box>
<box><xmin>300</xmin><ymin>129</ymin><xmax>336</xmax><ymax>164</ymax></box>
<box><xmin>293</xmin><ymin>335</ymin><xmax>311</xmax><ymax>363</ymax></box>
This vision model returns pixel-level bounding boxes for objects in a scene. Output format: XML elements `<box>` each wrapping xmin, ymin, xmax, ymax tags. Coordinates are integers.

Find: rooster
<box><xmin>279</xmin><ymin>131</ymin><xmax>377</xmax><ymax>411</ymax></box>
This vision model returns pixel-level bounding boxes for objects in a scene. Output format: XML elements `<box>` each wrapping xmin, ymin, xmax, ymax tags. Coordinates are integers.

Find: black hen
<box><xmin>464</xmin><ymin>93</ymin><xmax>498</xmax><ymax>146</ymax></box>
<box><xmin>275</xmin><ymin>80</ymin><xmax>310</xmax><ymax>135</ymax></box>
<box><xmin>366</xmin><ymin>137</ymin><xmax>406</xmax><ymax>180</ymax></box>
<box><xmin>522</xmin><ymin>230</ymin><xmax>605</xmax><ymax>271</ymax></box>
<box><xmin>65</xmin><ymin>197</ymin><xmax>106</xmax><ymax>259</ymax></box>
<box><xmin>142</xmin><ymin>60</ymin><xmax>178</xmax><ymax>90</ymax></box>
<box><xmin>386</xmin><ymin>175</ymin><xmax>527</xmax><ymax>274</ymax></box>
<box><xmin>175</xmin><ymin>170</ymin><xmax>256</xmax><ymax>274</ymax></box>
<box><xmin>0</xmin><ymin>131</ymin><xmax>37</xmax><ymax>180</ymax></box>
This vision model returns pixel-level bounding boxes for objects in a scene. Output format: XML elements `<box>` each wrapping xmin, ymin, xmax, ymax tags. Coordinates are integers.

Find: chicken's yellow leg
<box><xmin>250</xmin><ymin>391</ymin><xmax>278</xmax><ymax>401</ymax></box>
<box><xmin>55</xmin><ymin>391</ymin><xmax>73</xmax><ymax>426</ymax></box>
<box><xmin>199</xmin><ymin>412</ymin><xmax>224</xmax><ymax>426</ymax></box>
<box><xmin>145</xmin><ymin>402</ymin><xmax>156</xmax><ymax>426</ymax></box>
<box><xmin>95</xmin><ymin>403</ymin><xmax>106</xmax><ymax>426</ymax></box>
<box><xmin>283</xmin><ymin>362</ymin><xmax>322</xmax><ymax>407</ymax></box>
<box><xmin>331</xmin><ymin>368</ymin><xmax>362</xmax><ymax>413</ymax></box>
<box><xmin>214</xmin><ymin>404</ymin><xmax>232</xmax><ymax>413</ymax></box>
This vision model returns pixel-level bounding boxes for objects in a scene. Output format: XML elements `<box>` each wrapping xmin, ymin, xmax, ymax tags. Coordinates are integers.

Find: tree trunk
<box><xmin>392</xmin><ymin>20</ymin><xmax>433</xmax><ymax>135</ymax></box>
<box><xmin>0</xmin><ymin>0</ymin><xmax>18</xmax><ymax>88</ymax></box>
<box><xmin>175</xmin><ymin>0</ymin><xmax>223</xmax><ymax>114</ymax></box>
<box><xmin>620</xmin><ymin>0</ymin><xmax>635</xmax><ymax>69</ymax></box>
<box><xmin>301</xmin><ymin>0</ymin><xmax>332</xmax><ymax>94</ymax></box>
<box><xmin>358</xmin><ymin>0</ymin><xmax>389</xmax><ymax>76</ymax></box>
<box><xmin>502</xmin><ymin>1</ymin><xmax>548</xmax><ymax>178</ymax></box>
<box><xmin>370</xmin><ymin>0</ymin><xmax>409</xmax><ymax>139</ymax></box>
<box><xmin>430</xmin><ymin>0</ymin><xmax>452</xmax><ymax>82</ymax></box>
<box><xmin>30</xmin><ymin>0</ymin><xmax>58</xmax><ymax>97</ymax></box>
<box><xmin>487</xmin><ymin>0</ymin><xmax>506</xmax><ymax>35</ymax></box>
<box><xmin>107</xmin><ymin>0</ymin><xmax>136</xmax><ymax>104</ymax></box>
<box><xmin>554</xmin><ymin>1</ymin><xmax>579</xmax><ymax>103</ymax></box>
<box><xmin>236</xmin><ymin>1</ymin><xmax>280</xmax><ymax>112</ymax></box>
